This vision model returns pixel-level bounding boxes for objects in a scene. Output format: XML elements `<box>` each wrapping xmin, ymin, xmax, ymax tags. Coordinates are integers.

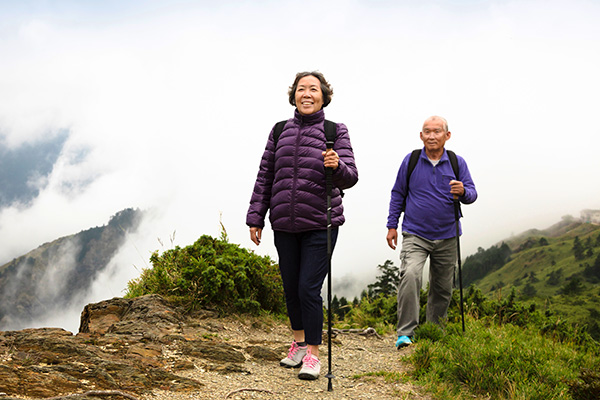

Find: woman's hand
<box><xmin>250</xmin><ymin>227</ymin><xmax>262</xmax><ymax>246</ymax></box>
<box><xmin>322</xmin><ymin>149</ymin><xmax>339</xmax><ymax>169</ymax></box>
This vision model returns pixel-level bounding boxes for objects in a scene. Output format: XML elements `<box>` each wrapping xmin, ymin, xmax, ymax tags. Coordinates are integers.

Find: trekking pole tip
<box><xmin>326</xmin><ymin>374</ymin><xmax>334</xmax><ymax>391</ymax></box>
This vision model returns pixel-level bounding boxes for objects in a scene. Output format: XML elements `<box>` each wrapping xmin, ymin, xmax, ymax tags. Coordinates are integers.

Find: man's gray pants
<box><xmin>396</xmin><ymin>233</ymin><xmax>457</xmax><ymax>337</ymax></box>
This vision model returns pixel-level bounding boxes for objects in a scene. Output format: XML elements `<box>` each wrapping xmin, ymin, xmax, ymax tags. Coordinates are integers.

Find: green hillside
<box><xmin>463</xmin><ymin>219</ymin><xmax>600</xmax><ymax>339</ymax></box>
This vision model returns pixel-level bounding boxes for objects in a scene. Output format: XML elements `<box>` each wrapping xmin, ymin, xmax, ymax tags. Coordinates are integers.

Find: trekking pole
<box><xmin>453</xmin><ymin>196</ymin><xmax>466</xmax><ymax>333</ymax></box>
<box><xmin>325</xmin><ymin>140</ymin><xmax>334</xmax><ymax>391</ymax></box>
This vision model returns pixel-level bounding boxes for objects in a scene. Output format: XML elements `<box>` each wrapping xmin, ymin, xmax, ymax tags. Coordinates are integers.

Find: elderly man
<box><xmin>386</xmin><ymin>116</ymin><xmax>477</xmax><ymax>348</ymax></box>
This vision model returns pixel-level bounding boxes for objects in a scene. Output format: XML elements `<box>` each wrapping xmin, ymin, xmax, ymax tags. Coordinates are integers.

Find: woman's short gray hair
<box><xmin>288</xmin><ymin>71</ymin><xmax>333</xmax><ymax>108</ymax></box>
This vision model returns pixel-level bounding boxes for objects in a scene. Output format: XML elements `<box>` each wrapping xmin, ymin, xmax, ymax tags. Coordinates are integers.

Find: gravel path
<box><xmin>141</xmin><ymin>317</ymin><xmax>431</xmax><ymax>400</ymax></box>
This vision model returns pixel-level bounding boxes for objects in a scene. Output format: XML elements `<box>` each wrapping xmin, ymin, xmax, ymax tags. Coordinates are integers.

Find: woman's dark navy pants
<box><xmin>274</xmin><ymin>228</ymin><xmax>338</xmax><ymax>346</ymax></box>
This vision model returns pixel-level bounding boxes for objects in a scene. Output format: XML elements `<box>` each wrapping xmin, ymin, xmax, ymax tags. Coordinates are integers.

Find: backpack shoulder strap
<box><xmin>446</xmin><ymin>150</ymin><xmax>459</xmax><ymax>179</ymax></box>
<box><xmin>446</xmin><ymin>149</ymin><xmax>463</xmax><ymax>215</ymax></box>
<box><xmin>323</xmin><ymin>119</ymin><xmax>344</xmax><ymax>197</ymax></box>
<box><xmin>406</xmin><ymin>149</ymin><xmax>421</xmax><ymax>188</ymax></box>
<box><xmin>272</xmin><ymin>120</ymin><xmax>287</xmax><ymax>148</ymax></box>
<box><xmin>324</xmin><ymin>119</ymin><xmax>336</xmax><ymax>143</ymax></box>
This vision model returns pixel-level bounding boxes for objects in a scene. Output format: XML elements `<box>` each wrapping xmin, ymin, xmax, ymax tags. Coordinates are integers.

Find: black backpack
<box><xmin>273</xmin><ymin>119</ymin><xmax>337</xmax><ymax>148</ymax></box>
<box><xmin>407</xmin><ymin>148</ymin><xmax>461</xmax><ymax>213</ymax></box>
<box><xmin>273</xmin><ymin>119</ymin><xmax>343</xmax><ymax>197</ymax></box>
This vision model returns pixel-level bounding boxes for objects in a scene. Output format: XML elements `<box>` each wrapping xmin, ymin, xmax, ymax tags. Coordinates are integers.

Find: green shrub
<box><xmin>414</xmin><ymin>322</ymin><xmax>444</xmax><ymax>342</ymax></box>
<box><xmin>337</xmin><ymin>293</ymin><xmax>396</xmax><ymax>335</ymax></box>
<box><xmin>408</xmin><ymin>319</ymin><xmax>600</xmax><ymax>399</ymax></box>
<box><xmin>568</xmin><ymin>368</ymin><xmax>600</xmax><ymax>400</ymax></box>
<box><xmin>125</xmin><ymin>235</ymin><xmax>285</xmax><ymax>315</ymax></box>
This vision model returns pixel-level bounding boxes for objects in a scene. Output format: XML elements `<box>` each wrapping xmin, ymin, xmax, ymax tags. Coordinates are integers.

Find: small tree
<box><xmin>547</xmin><ymin>268</ymin><xmax>563</xmax><ymax>286</ymax></box>
<box><xmin>528</xmin><ymin>272</ymin><xmax>539</xmax><ymax>283</ymax></box>
<box><xmin>337</xmin><ymin>296</ymin><xmax>349</xmax><ymax>320</ymax></box>
<box><xmin>586</xmin><ymin>248</ymin><xmax>594</xmax><ymax>258</ymax></box>
<box><xmin>367</xmin><ymin>260</ymin><xmax>400</xmax><ymax>297</ymax></box>
<box><xmin>573</xmin><ymin>236</ymin><xmax>585</xmax><ymax>260</ymax></box>
<box><xmin>331</xmin><ymin>295</ymin><xmax>340</xmax><ymax>320</ymax></box>
<box><xmin>560</xmin><ymin>277</ymin><xmax>584</xmax><ymax>295</ymax></box>
<box><xmin>521</xmin><ymin>283</ymin><xmax>537</xmax><ymax>298</ymax></box>
<box><xmin>583</xmin><ymin>254</ymin><xmax>600</xmax><ymax>282</ymax></box>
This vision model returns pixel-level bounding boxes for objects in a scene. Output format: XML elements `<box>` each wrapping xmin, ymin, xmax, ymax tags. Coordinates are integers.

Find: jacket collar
<box><xmin>293</xmin><ymin>109</ymin><xmax>325</xmax><ymax>125</ymax></box>
<box><xmin>420</xmin><ymin>147</ymin><xmax>450</xmax><ymax>163</ymax></box>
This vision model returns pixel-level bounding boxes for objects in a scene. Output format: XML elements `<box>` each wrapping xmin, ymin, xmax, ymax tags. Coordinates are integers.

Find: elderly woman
<box><xmin>246</xmin><ymin>71</ymin><xmax>358</xmax><ymax>380</ymax></box>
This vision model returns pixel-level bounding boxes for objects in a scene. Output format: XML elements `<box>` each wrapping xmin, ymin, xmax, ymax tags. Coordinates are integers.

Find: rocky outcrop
<box><xmin>0</xmin><ymin>294</ymin><xmax>268</xmax><ymax>398</ymax></box>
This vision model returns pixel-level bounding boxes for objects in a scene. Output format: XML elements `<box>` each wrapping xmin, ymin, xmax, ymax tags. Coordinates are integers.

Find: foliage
<box><xmin>339</xmin><ymin>277</ymin><xmax>600</xmax><ymax>399</ymax></box>
<box><xmin>336</xmin><ymin>292</ymin><xmax>397</xmax><ymax>335</ymax></box>
<box><xmin>583</xmin><ymin>254</ymin><xmax>600</xmax><ymax>282</ymax></box>
<box><xmin>466</xmin><ymin>223</ymin><xmax>600</xmax><ymax>340</ymax></box>
<box><xmin>456</xmin><ymin>286</ymin><xmax>599</xmax><ymax>351</ymax></box>
<box><xmin>521</xmin><ymin>282</ymin><xmax>537</xmax><ymax>298</ymax></box>
<box><xmin>462</xmin><ymin>242</ymin><xmax>512</xmax><ymax>286</ymax></box>
<box><xmin>125</xmin><ymin>235</ymin><xmax>285</xmax><ymax>315</ymax></box>
<box><xmin>573</xmin><ymin>236</ymin><xmax>586</xmax><ymax>260</ymax></box>
<box><xmin>568</xmin><ymin>368</ymin><xmax>600</xmax><ymax>400</ymax></box>
<box><xmin>547</xmin><ymin>268</ymin><xmax>564</xmax><ymax>285</ymax></box>
<box><xmin>331</xmin><ymin>295</ymin><xmax>350</xmax><ymax>320</ymax></box>
<box><xmin>413</xmin><ymin>322</ymin><xmax>444</xmax><ymax>342</ymax></box>
<box><xmin>561</xmin><ymin>277</ymin><xmax>585</xmax><ymax>295</ymax></box>
<box><xmin>408</xmin><ymin>318</ymin><xmax>600</xmax><ymax>399</ymax></box>
<box><xmin>367</xmin><ymin>260</ymin><xmax>399</xmax><ymax>298</ymax></box>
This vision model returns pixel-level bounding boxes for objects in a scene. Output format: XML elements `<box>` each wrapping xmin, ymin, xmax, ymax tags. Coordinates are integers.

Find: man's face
<box><xmin>420</xmin><ymin>119</ymin><xmax>451</xmax><ymax>153</ymax></box>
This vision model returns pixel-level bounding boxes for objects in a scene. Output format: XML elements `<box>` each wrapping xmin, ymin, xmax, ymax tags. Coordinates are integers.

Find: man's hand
<box><xmin>449</xmin><ymin>180</ymin><xmax>465</xmax><ymax>198</ymax></box>
<box><xmin>250</xmin><ymin>227</ymin><xmax>262</xmax><ymax>246</ymax></box>
<box><xmin>386</xmin><ymin>228</ymin><xmax>398</xmax><ymax>250</ymax></box>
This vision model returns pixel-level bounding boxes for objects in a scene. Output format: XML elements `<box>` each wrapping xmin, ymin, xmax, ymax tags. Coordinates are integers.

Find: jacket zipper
<box><xmin>290</xmin><ymin>121</ymin><xmax>302</xmax><ymax>227</ymax></box>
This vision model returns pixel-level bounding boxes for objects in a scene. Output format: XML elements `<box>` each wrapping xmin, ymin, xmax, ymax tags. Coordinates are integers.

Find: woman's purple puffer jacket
<box><xmin>246</xmin><ymin>109</ymin><xmax>358</xmax><ymax>233</ymax></box>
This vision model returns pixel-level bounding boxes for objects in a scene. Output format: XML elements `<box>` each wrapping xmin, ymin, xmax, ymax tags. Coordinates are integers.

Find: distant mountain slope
<box><xmin>0</xmin><ymin>208</ymin><xmax>143</xmax><ymax>330</ymax></box>
<box><xmin>0</xmin><ymin>132</ymin><xmax>69</xmax><ymax>207</ymax></box>
<box><xmin>462</xmin><ymin>218</ymin><xmax>600</xmax><ymax>338</ymax></box>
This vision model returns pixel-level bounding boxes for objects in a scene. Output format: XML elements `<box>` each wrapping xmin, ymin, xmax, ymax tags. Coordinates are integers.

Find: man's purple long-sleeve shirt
<box><xmin>386</xmin><ymin>148</ymin><xmax>477</xmax><ymax>240</ymax></box>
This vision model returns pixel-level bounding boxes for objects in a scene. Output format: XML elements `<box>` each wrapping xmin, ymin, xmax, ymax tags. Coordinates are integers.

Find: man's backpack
<box><xmin>407</xmin><ymin>149</ymin><xmax>461</xmax><ymax>213</ymax></box>
<box><xmin>407</xmin><ymin>149</ymin><xmax>459</xmax><ymax>186</ymax></box>
<box><xmin>273</xmin><ymin>119</ymin><xmax>337</xmax><ymax>148</ymax></box>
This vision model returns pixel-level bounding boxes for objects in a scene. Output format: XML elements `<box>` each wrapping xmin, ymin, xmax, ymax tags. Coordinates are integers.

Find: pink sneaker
<box><xmin>298</xmin><ymin>348</ymin><xmax>320</xmax><ymax>380</ymax></box>
<box><xmin>280</xmin><ymin>341</ymin><xmax>307</xmax><ymax>368</ymax></box>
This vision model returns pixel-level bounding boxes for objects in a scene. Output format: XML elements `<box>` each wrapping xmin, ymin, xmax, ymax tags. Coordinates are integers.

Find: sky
<box><xmin>0</xmin><ymin>0</ymin><xmax>599</xmax><ymax>332</ymax></box>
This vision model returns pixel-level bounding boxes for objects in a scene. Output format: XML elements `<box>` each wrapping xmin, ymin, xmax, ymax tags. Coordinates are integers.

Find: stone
<box><xmin>0</xmin><ymin>295</ymin><xmax>207</xmax><ymax>397</ymax></box>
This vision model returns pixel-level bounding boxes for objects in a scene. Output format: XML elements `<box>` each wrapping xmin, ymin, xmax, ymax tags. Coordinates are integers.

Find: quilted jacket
<box><xmin>246</xmin><ymin>109</ymin><xmax>358</xmax><ymax>232</ymax></box>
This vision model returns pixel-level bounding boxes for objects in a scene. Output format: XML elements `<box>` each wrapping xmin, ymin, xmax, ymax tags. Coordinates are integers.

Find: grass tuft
<box><xmin>408</xmin><ymin>318</ymin><xmax>600</xmax><ymax>399</ymax></box>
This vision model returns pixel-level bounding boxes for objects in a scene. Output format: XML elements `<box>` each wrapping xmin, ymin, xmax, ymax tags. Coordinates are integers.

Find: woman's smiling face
<box><xmin>294</xmin><ymin>75</ymin><xmax>324</xmax><ymax>115</ymax></box>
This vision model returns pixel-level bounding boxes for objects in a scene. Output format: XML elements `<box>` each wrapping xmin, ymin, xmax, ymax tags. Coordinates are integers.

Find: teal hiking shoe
<box><xmin>396</xmin><ymin>335</ymin><xmax>412</xmax><ymax>349</ymax></box>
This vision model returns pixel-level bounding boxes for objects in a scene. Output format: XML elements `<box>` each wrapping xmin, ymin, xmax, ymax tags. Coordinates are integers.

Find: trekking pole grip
<box><xmin>325</xmin><ymin>141</ymin><xmax>334</xmax><ymax>194</ymax></box>
<box><xmin>453</xmin><ymin>196</ymin><xmax>460</xmax><ymax>220</ymax></box>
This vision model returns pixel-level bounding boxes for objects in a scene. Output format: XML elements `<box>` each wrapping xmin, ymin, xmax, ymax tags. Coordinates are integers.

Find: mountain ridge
<box><xmin>0</xmin><ymin>208</ymin><xmax>143</xmax><ymax>331</ymax></box>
